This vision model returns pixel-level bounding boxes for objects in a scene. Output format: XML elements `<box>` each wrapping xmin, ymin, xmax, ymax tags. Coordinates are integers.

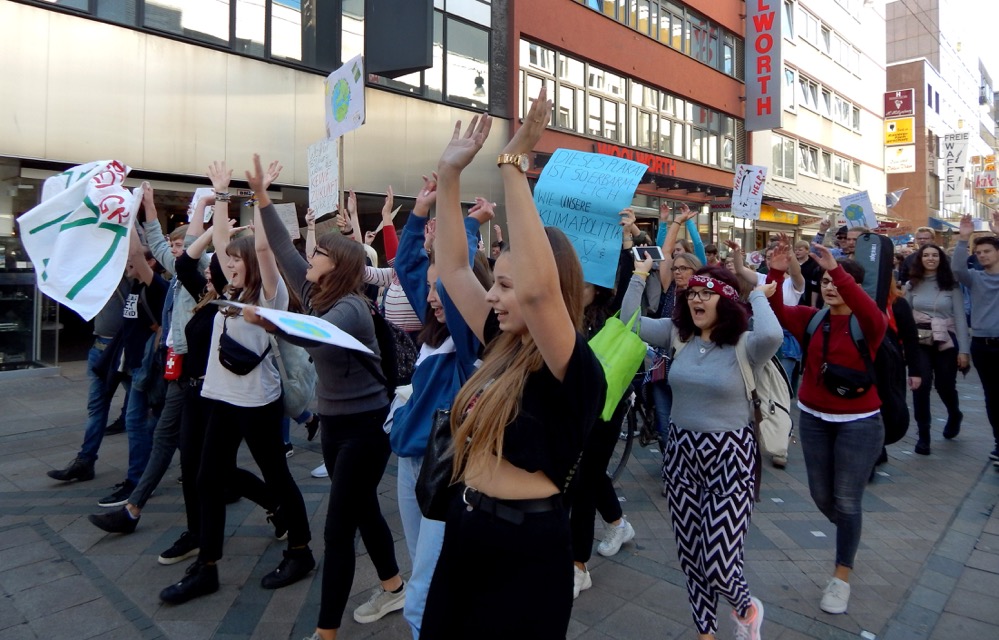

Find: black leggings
<box><xmin>912</xmin><ymin>344</ymin><xmax>960</xmax><ymax>430</ymax></box>
<box><xmin>422</xmin><ymin>491</ymin><xmax>573</xmax><ymax>639</ymax></box>
<box><xmin>178</xmin><ymin>384</ymin><xmax>278</xmax><ymax>539</ymax></box>
<box><xmin>569</xmin><ymin>404</ymin><xmax>626</xmax><ymax>564</ymax></box>
<box><xmin>317</xmin><ymin>406</ymin><xmax>399</xmax><ymax>630</ymax></box>
<box><xmin>197</xmin><ymin>398</ymin><xmax>310</xmax><ymax>563</ymax></box>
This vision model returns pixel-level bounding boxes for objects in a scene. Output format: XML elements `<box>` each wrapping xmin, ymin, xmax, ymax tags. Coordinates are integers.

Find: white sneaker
<box><xmin>353</xmin><ymin>583</ymin><xmax>406</xmax><ymax>623</ymax></box>
<box><xmin>820</xmin><ymin>577</ymin><xmax>850</xmax><ymax>614</ymax></box>
<box><xmin>596</xmin><ymin>517</ymin><xmax>635</xmax><ymax>557</ymax></box>
<box><xmin>311</xmin><ymin>462</ymin><xmax>329</xmax><ymax>479</ymax></box>
<box><xmin>731</xmin><ymin>596</ymin><xmax>764</xmax><ymax>640</ymax></box>
<box><xmin>572</xmin><ymin>565</ymin><xmax>592</xmax><ymax>599</ymax></box>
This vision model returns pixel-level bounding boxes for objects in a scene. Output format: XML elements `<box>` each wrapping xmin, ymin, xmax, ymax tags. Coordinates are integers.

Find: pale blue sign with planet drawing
<box><xmin>324</xmin><ymin>54</ymin><xmax>366</xmax><ymax>140</ymax></box>
<box><xmin>838</xmin><ymin>190</ymin><xmax>877</xmax><ymax>229</ymax></box>
<box><xmin>212</xmin><ymin>301</ymin><xmax>372</xmax><ymax>353</ymax></box>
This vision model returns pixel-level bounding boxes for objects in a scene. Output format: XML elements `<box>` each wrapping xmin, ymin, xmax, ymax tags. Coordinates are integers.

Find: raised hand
<box><xmin>493</xmin><ymin>223</ymin><xmax>503</xmax><ymax>241</ymax></box>
<box><xmin>819</xmin><ymin>218</ymin><xmax>831</xmax><ymax>233</ymax></box>
<box><xmin>141</xmin><ymin>182</ymin><xmax>157</xmax><ymax>222</ymax></box>
<box><xmin>262</xmin><ymin>160</ymin><xmax>283</xmax><ymax>190</ymax></box>
<box><xmin>468</xmin><ymin>197</ymin><xmax>496</xmax><ymax>224</ymax></box>
<box><xmin>619</xmin><ymin>207</ymin><xmax>636</xmax><ymax>229</ymax></box>
<box><xmin>503</xmin><ymin>85</ymin><xmax>551</xmax><ymax>156</ymax></box>
<box><xmin>381</xmin><ymin>186</ymin><xmax>395</xmax><ymax>223</ymax></box>
<box><xmin>811</xmin><ymin>242</ymin><xmax>838</xmax><ymax>271</ymax></box>
<box><xmin>754</xmin><ymin>281</ymin><xmax>778</xmax><ymax>298</ymax></box>
<box><xmin>305</xmin><ymin>208</ymin><xmax>316</xmax><ymax>228</ymax></box>
<box><xmin>244</xmin><ymin>155</ymin><xmax>269</xmax><ymax>195</ymax></box>
<box><xmin>364</xmin><ymin>230</ymin><xmax>377</xmax><ymax>245</ymax></box>
<box><xmin>725</xmin><ymin>239</ymin><xmax>743</xmax><ymax>258</ymax></box>
<box><xmin>676</xmin><ymin>203</ymin><xmax>697</xmax><ymax>223</ymax></box>
<box><xmin>414</xmin><ymin>173</ymin><xmax>438</xmax><ymax>217</ymax></box>
<box><xmin>958</xmin><ymin>214</ymin><xmax>974</xmax><ymax>241</ymax></box>
<box><xmin>208</xmin><ymin>161</ymin><xmax>232</xmax><ymax>192</ymax></box>
<box><xmin>634</xmin><ymin>254</ymin><xmax>654</xmax><ymax>275</ymax></box>
<box><xmin>659</xmin><ymin>202</ymin><xmax>670</xmax><ymax>221</ymax></box>
<box><xmin>424</xmin><ymin>217</ymin><xmax>437</xmax><ymax>252</ymax></box>
<box><xmin>439</xmin><ymin>115</ymin><xmax>492</xmax><ymax>173</ymax></box>
<box><xmin>769</xmin><ymin>242</ymin><xmax>791</xmax><ymax>272</ymax></box>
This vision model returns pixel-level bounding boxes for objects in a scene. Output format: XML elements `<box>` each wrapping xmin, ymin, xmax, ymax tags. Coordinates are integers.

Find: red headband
<box><xmin>686</xmin><ymin>275</ymin><xmax>740</xmax><ymax>302</ymax></box>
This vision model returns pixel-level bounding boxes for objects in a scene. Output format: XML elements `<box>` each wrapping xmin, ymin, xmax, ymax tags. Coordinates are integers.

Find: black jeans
<box><xmin>197</xmin><ymin>398</ymin><xmax>310</xmax><ymax>563</ymax></box>
<box><xmin>179</xmin><ymin>383</ymin><xmax>277</xmax><ymax>539</ymax></box>
<box><xmin>422</xmin><ymin>491</ymin><xmax>573</xmax><ymax>639</ymax></box>
<box><xmin>317</xmin><ymin>406</ymin><xmax>399</xmax><ymax>630</ymax></box>
<box><xmin>971</xmin><ymin>337</ymin><xmax>999</xmax><ymax>446</ymax></box>
<box><xmin>912</xmin><ymin>343</ymin><xmax>960</xmax><ymax>430</ymax></box>
<box><xmin>569</xmin><ymin>403</ymin><xmax>626</xmax><ymax>564</ymax></box>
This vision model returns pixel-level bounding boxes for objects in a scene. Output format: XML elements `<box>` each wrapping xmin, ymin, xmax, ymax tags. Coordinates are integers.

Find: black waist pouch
<box><xmin>218</xmin><ymin>317</ymin><xmax>271</xmax><ymax>376</ymax></box>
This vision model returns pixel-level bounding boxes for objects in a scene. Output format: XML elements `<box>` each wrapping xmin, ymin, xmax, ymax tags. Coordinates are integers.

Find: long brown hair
<box><xmin>450</xmin><ymin>227</ymin><xmax>584</xmax><ymax>480</ymax></box>
<box><xmin>419</xmin><ymin>249</ymin><xmax>494</xmax><ymax>348</ymax></box>
<box><xmin>223</xmin><ymin>235</ymin><xmax>263</xmax><ymax>307</ymax></box>
<box><xmin>308</xmin><ymin>232</ymin><xmax>366</xmax><ymax>314</ymax></box>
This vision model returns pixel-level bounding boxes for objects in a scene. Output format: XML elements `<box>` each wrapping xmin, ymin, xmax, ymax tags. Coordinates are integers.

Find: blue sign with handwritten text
<box><xmin>534</xmin><ymin>149</ymin><xmax>647</xmax><ymax>288</ymax></box>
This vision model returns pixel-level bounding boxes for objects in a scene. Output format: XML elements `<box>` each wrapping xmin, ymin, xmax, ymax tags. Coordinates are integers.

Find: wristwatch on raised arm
<box><xmin>497</xmin><ymin>153</ymin><xmax>530</xmax><ymax>172</ymax></box>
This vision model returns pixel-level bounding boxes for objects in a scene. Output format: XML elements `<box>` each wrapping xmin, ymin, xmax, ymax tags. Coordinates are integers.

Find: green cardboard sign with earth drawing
<box><xmin>324</xmin><ymin>54</ymin><xmax>366</xmax><ymax>140</ymax></box>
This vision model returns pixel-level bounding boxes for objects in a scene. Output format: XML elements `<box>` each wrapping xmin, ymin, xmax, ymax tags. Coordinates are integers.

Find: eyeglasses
<box><xmin>311</xmin><ymin>247</ymin><xmax>329</xmax><ymax>259</ymax></box>
<box><xmin>685</xmin><ymin>289</ymin><xmax>719</xmax><ymax>302</ymax></box>
<box><xmin>670</xmin><ymin>265</ymin><xmax>694</xmax><ymax>273</ymax></box>
<box><xmin>820</xmin><ymin>279</ymin><xmax>838</xmax><ymax>289</ymax></box>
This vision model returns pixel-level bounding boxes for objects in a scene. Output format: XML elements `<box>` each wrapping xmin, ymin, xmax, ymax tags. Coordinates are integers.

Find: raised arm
<box><xmin>187</xmin><ymin>193</ymin><xmax>211</xmax><ymax>240</ymax></box>
<box><xmin>208</xmin><ymin>161</ymin><xmax>233</xmax><ymax>260</ymax></box>
<box><xmin>684</xmin><ymin>215</ymin><xmax>707</xmax><ymax>265</ymax></box>
<box><xmin>726</xmin><ymin>240</ymin><xmax>760</xmax><ymax>288</ymax></box>
<box><xmin>128</xmin><ymin>225</ymin><xmax>155</xmax><ymax>286</ymax></box>
<box><xmin>745</xmin><ymin>285</ymin><xmax>783</xmax><ymax>365</ymax></box>
<box><xmin>305</xmin><ymin>208</ymin><xmax>317</xmax><ymax>258</ymax></box>
<box><xmin>346</xmin><ymin>190</ymin><xmax>363</xmax><ymax>244</ymax></box>
<box><xmin>953</xmin><ymin>214</ymin><xmax>974</xmax><ymax>287</ymax></box>
<box><xmin>245</xmin><ymin>155</ymin><xmax>283</xmax><ymax>301</ymax></box>
<box><xmin>435</xmin><ymin>118</ymin><xmax>494</xmax><ymax>344</ymax></box>
<box><xmin>622</xmin><ymin>255</ymin><xmax>675</xmax><ymax>348</ymax></box>
<box><xmin>139</xmin><ymin>184</ymin><xmax>177</xmax><ymax>274</ymax></box>
<box><xmin>778</xmin><ymin>233</ymin><xmax>805</xmax><ymax>291</ymax></box>
<box><xmin>395</xmin><ymin>173</ymin><xmax>437</xmax><ymax>321</ymax></box>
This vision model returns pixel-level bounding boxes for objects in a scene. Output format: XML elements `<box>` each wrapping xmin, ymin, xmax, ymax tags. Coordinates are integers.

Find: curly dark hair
<box><xmin>673</xmin><ymin>265</ymin><xmax>749</xmax><ymax>346</ymax></box>
<box><xmin>907</xmin><ymin>244</ymin><xmax>957</xmax><ymax>290</ymax></box>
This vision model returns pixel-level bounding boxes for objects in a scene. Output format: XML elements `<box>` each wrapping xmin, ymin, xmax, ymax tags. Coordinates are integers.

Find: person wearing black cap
<box><xmin>813</xmin><ymin>219</ymin><xmax>847</xmax><ymax>259</ymax></box>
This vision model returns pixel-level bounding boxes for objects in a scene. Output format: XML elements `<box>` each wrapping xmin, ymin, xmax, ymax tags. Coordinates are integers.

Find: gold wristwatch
<box><xmin>497</xmin><ymin>153</ymin><xmax>530</xmax><ymax>172</ymax></box>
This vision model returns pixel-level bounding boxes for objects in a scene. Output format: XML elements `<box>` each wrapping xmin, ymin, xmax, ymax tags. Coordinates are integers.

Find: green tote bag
<box><xmin>588</xmin><ymin>310</ymin><xmax>647</xmax><ymax>421</ymax></box>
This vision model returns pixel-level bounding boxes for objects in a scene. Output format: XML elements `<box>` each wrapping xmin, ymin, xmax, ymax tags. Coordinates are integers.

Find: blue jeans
<box><xmin>797</xmin><ymin>412</ymin><xmax>883</xmax><ymax>569</ymax></box>
<box><xmin>79</xmin><ymin>338</ymin><xmax>130</xmax><ymax>464</ymax></box>
<box><xmin>650</xmin><ymin>380</ymin><xmax>673</xmax><ymax>446</ymax></box>
<box><xmin>128</xmin><ymin>379</ymin><xmax>185</xmax><ymax>508</ymax></box>
<box><xmin>124</xmin><ymin>366</ymin><xmax>157</xmax><ymax>486</ymax></box>
<box><xmin>397</xmin><ymin>455</ymin><xmax>445</xmax><ymax>639</ymax></box>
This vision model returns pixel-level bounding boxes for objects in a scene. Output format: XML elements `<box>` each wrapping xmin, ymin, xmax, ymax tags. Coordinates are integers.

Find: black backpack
<box><xmin>803</xmin><ymin>308</ymin><xmax>910</xmax><ymax>445</ymax></box>
<box><xmin>353</xmin><ymin>300</ymin><xmax>418</xmax><ymax>396</ymax></box>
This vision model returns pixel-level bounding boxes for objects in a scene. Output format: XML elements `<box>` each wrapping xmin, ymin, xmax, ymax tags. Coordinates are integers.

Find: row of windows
<box><xmin>784</xmin><ymin>1</ymin><xmax>862</xmax><ymax>75</ymax></box>
<box><xmin>772</xmin><ymin>134</ymin><xmax>860</xmax><ymax>187</ymax></box>
<box><xmin>575</xmin><ymin>0</ymin><xmax>744</xmax><ymax>80</ymax></box>
<box><xmin>520</xmin><ymin>40</ymin><xmax>742</xmax><ymax>172</ymax></box>
<box><xmin>783</xmin><ymin>68</ymin><xmax>861</xmax><ymax>131</ymax></box>
<box><xmin>26</xmin><ymin>0</ymin><xmax>491</xmax><ymax>110</ymax></box>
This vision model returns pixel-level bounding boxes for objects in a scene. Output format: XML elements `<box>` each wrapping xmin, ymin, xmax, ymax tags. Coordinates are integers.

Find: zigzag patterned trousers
<box><xmin>664</xmin><ymin>423</ymin><xmax>756</xmax><ymax>636</ymax></box>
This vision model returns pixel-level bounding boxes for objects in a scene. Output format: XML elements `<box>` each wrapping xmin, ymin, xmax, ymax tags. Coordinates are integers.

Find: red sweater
<box><xmin>767</xmin><ymin>266</ymin><xmax>887</xmax><ymax>415</ymax></box>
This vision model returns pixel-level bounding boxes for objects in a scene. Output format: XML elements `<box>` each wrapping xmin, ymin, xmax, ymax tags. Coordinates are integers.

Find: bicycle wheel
<box><xmin>607</xmin><ymin>398</ymin><xmax>636</xmax><ymax>482</ymax></box>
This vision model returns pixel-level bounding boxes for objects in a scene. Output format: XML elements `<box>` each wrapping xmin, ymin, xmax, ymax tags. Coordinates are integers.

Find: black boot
<box><xmin>261</xmin><ymin>548</ymin><xmax>315</xmax><ymax>589</ymax></box>
<box><xmin>915</xmin><ymin>426</ymin><xmax>931</xmax><ymax>455</ymax></box>
<box><xmin>159</xmin><ymin>560</ymin><xmax>219</xmax><ymax>604</ymax></box>
<box><xmin>943</xmin><ymin>411</ymin><xmax>963</xmax><ymax>439</ymax></box>
<box><xmin>47</xmin><ymin>457</ymin><xmax>95</xmax><ymax>482</ymax></box>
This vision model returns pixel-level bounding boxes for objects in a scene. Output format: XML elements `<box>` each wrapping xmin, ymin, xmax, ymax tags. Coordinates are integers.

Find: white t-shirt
<box><xmin>756</xmin><ymin>272</ymin><xmax>804</xmax><ymax>306</ymax></box>
<box><xmin>201</xmin><ymin>278</ymin><xmax>289</xmax><ymax>408</ymax></box>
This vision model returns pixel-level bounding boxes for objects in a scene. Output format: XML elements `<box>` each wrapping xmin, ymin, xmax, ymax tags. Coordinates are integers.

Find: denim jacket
<box><xmin>142</xmin><ymin>218</ymin><xmax>209</xmax><ymax>355</ymax></box>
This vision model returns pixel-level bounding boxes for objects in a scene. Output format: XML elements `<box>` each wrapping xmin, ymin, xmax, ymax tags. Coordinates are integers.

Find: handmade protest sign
<box><xmin>188</xmin><ymin>187</ymin><xmax>215</xmax><ymax>224</ymax></box>
<box><xmin>212</xmin><ymin>301</ymin><xmax>373</xmax><ymax>353</ymax></box>
<box><xmin>273</xmin><ymin>203</ymin><xmax>301</xmax><ymax>240</ymax></box>
<box><xmin>732</xmin><ymin>164</ymin><xmax>767</xmax><ymax>220</ymax></box>
<box><xmin>307</xmin><ymin>138</ymin><xmax>339</xmax><ymax>215</ymax></box>
<box><xmin>18</xmin><ymin>160</ymin><xmax>140</xmax><ymax>320</ymax></box>
<box><xmin>533</xmin><ymin>149</ymin><xmax>646</xmax><ymax>288</ymax></box>
<box><xmin>839</xmin><ymin>191</ymin><xmax>877</xmax><ymax>229</ymax></box>
<box><xmin>324</xmin><ymin>54</ymin><xmax>366</xmax><ymax>140</ymax></box>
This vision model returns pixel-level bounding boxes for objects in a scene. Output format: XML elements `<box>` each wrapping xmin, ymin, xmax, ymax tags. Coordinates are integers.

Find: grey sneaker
<box><xmin>732</xmin><ymin>596</ymin><xmax>764</xmax><ymax>640</ymax></box>
<box><xmin>820</xmin><ymin>577</ymin><xmax>850</xmax><ymax>614</ymax></box>
<box><xmin>353</xmin><ymin>583</ymin><xmax>406</xmax><ymax>624</ymax></box>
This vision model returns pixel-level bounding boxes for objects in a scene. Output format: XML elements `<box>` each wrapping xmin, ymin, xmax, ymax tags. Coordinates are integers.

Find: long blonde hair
<box><xmin>450</xmin><ymin>228</ymin><xmax>584</xmax><ymax>481</ymax></box>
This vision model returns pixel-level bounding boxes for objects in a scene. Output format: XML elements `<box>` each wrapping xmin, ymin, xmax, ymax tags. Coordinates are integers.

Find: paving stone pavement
<box><xmin>2</xmin><ymin>360</ymin><xmax>999</xmax><ymax>639</ymax></box>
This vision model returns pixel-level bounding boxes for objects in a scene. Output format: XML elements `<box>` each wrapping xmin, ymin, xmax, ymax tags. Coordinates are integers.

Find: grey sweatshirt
<box><xmin>621</xmin><ymin>275</ymin><xmax>783</xmax><ymax>432</ymax></box>
<box><xmin>904</xmin><ymin>275</ymin><xmax>970</xmax><ymax>353</ymax></box>
<box><xmin>260</xmin><ymin>204</ymin><xmax>388</xmax><ymax>415</ymax></box>
<box><xmin>954</xmin><ymin>241</ymin><xmax>999</xmax><ymax>337</ymax></box>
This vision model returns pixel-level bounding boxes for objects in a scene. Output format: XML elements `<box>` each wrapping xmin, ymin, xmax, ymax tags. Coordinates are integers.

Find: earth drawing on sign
<box><xmin>844</xmin><ymin>204</ymin><xmax>866</xmax><ymax>224</ymax></box>
<box><xmin>278</xmin><ymin>316</ymin><xmax>332</xmax><ymax>339</ymax></box>
<box><xmin>332</xmin><ymin>79</ymin><xmax>350</xmax><ymax>123</ymax></box>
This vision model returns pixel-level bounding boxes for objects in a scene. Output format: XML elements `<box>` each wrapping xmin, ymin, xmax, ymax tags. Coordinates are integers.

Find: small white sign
<box><xmin>273</xmin><ymin>203</ymin><xmax>300</xmax><ymax>240</ymax></box>
<box><xmin>839</xmin><ymin>191</ymin><xmax>878</xmax><ymax>229</ymax></box>
<box><xmin>212</xmin><ymin>301</ymin><xmax>373</xmax><ymax>353</ymax></box>
<box><xmin>307</xmin><ymin>139</ymin><xmax>340</xmax><ymax>215</ymax></box>
<box><xmin>732</xmin><ymin>164</ymin><xmax>767</xmax><ymax>220</ymax></box>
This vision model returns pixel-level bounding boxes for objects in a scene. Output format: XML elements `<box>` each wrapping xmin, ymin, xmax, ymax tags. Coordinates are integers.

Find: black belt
<box><xmin>461</xmin><ymin>486</ymin><xmax>562</xmax><ymax>525</ymax></box>
<box><xmin>973</xmin><ymin>336</ymin><xmax>999</xmax><ymax>347</ymax></box>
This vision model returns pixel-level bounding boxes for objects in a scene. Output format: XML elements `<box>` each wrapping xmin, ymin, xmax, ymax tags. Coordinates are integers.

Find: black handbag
<box><xmin>819</xmin><ymin>315</ymin><xmax>873</xmax><ymax>399</ymax></box>
<box><xmin>218</xmin><ymin>316</ymin><xmax>271</xmax><ymax>376</ymax></box>
<box><xmin>415</xmin><ymin>408</ymin><xmax>456</xmax><ymax>521</ymax></box>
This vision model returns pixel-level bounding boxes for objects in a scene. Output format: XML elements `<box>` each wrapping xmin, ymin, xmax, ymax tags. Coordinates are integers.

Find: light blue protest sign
<box><xmin>534</xmin><ymin>149</ymin><xmax>647</xmax><ymax>288</ymax></box>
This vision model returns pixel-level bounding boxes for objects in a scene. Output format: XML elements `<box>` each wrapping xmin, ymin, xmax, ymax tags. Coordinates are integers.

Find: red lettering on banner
<box><xmin>99</xmin><ymin>194</ymin><xmax>129</xmax><ymax>224</ymax></box>
<box><xmin>757</xmin><ymin>96</ymin><xmax>772</xmax><ymax>115</ymax></box>
<box><xmin>757</xmin><ymin>54</ymin><xmax>772</xmax><ymax>75</ymax></box>
<box><xmin>753</xmin><ymin>5</ymin><xmax>774</xmax><ymax>31</ymax></box>
<box><xmin>593</xmin><ymin>143</ymin><xmax>676</xmax><ymax>176</ymax></box>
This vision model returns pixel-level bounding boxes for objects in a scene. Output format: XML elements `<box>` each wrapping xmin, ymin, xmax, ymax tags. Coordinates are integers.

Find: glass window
<box><xmin>722</xmin><ymin>137</ymin><xmax>735</xmax><ymax>169</ymax></box>
<box><xmin>690</xmin><ymin>128</ymin><xmax>706</xmax><ymax>163</ymax></box>
<box><xmin>144</xmin><ymin>0</ymin><xmax>231</xmax><ymax>46</ymax></box>
<box><xmin>820</xmin><ymin>88</ymin><xmax>831</xmax><ymax>117</ymax></box>
<box><xmin>558</xmin><ymin>56</ymin><xmax>585</xmax><ymax>86</ymax></box>
<box><xmin>659</xmin><ymin>116</ymin><xmax>673</xmax><ymax>153</ymax></box>
<box><xmin>445</xmin><ymin>18</ymin><xmax>489</xmax><ymax>108</ymax></box>
<box><xmin>96</xmin><ymin>0</ymin><xmax>138</xmax><ymax>25</ymax></box>
<box><xmin>234</xmin><ymin>0</ymin><xmax>265</xmax><ymax>57</ymax></box>
<box><xmin>270</xmin><ymin>0</ymin><xmax>302</xmax><ymax>62</ymax></box>
<box><xmin>782</xmin><ymin>0</ymin><xmax>794</xmax><ymax>39</ymax></box>
<box><xmin>852</xmin><ymin>162</ymin><xmax>861</xmax><ymax>186</ymax></box>
<box><xmin>772</xmin><ymin>134</ymin><xmax>795</xmax><ymax>180</ymax></box>
<box><xmin>820</xmin><ymin>26</ymin><xmax>831</xmax><ymax>54</ymax></box>
<box><xmin>784</xmin><ymin>67</ymin><xmax>796</xmax><ymax>111</ymax></box>
<box><xmin>559</xmin><ymin>85</ymin><xmax>580</xmax><ymax>132</ymax></box>
<box><xmin>798</xmin><ymin>144</ymin><xmax>818</xmax><ymax>175</ymax></box>
<box><xmin>524</xmin><ymin>40</ymin><xmax>555</xmax><ymax>75</ymax></box>
<box><xmin>852</xmin><ymin>106</ymin><xmax>861</xmax><ymax>130</ymax></box>
<box><xmin>723</xmin><ymin>34</ymin><xmax>735</xmax><ymax>75</ymax></box>
<box><xmin>44</xmin><ymin>0</ymin><xmax>88</xmax><ymax>10</ymax></box>
<box><xmin>671</xmin><ymin>121</ymin><xmax>684</xmax><ymax>157</ymax></box>
<box><xmin>342</xmin><ymin>0</ymin><xmax>364</xmax><ymax>61</ymax></box>
<box><xmin>587</xmin><ymin>94</ymin><xmax>602</xmax><ymax>137</ymax></box>
<box><xmin>821</xmin><ymin>151</ymin><xmax>832</xmax><ymax>179</ymax></box>
<box><xmin>427</xmin><ymin>11</ymin><xmax>445</xmax><ymax>100</ymax></box>
<box><xmin>636</xmin><ymin>0</ymin><xmax>651</xmax><ymax>35</ymax></box>
<box><xmin>603</xmin><ymin>98</ymin><xmax>621</xmax><ymax>141</ymax></box>
<box><xmin>687</xmin><ymin>13</ymin><xmax>717</xmax><ymax>67</ymax></box>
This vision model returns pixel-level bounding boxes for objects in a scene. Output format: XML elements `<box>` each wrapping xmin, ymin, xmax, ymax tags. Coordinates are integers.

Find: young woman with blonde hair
<box><xmin>419</xmin><ymin>88</ymin><xmax>606</xmax><ymax>638</ymax></box>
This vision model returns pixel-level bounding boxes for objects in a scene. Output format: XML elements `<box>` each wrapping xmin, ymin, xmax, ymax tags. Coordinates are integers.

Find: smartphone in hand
<box><xmin>632</xmin><ymin>246</ymin><xmax>665</xmax><ymax>261</ymax></box>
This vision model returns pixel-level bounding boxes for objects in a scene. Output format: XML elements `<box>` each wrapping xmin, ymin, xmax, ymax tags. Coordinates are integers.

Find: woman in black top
<box><xmin>420</xmin><ymin>88</ymin><xmax>606</xmax><ymax>638</ymax></box>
